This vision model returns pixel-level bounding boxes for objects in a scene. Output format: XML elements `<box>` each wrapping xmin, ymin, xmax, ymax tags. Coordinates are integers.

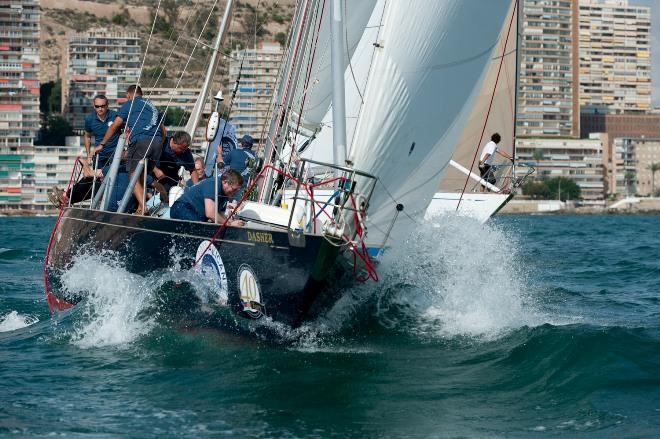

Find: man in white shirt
<box><xmin>478</xmin><ymin>132</ymin><xmax>513</xmax><ymax>192</ymax></box>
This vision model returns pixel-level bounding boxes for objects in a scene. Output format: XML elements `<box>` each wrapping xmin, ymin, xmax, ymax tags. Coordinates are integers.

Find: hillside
<box><xmin>39</xmin><ymin>0</ymin><xmax>296</xmax><ymax>89</ymax></box>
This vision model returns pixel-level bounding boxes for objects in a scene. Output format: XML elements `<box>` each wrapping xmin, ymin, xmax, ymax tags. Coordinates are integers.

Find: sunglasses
<box><xmin>94</xmin><ymin>104</ymin><xmax>107</xmax><ymax>109</ymax></box>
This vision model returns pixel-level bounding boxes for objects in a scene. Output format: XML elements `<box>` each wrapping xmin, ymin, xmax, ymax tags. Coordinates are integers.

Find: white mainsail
<box><xmin>345</xmin><ymin>0</ymin><xmax>512</xmax><ymax>247</ymax></box>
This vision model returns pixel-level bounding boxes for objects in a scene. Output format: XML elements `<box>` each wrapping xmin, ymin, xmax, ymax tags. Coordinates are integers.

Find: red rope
<box><xmin>456</xmin><ymin>1</ymin><xmax>518</xmax><ymax>211</ymax></box>
<box><xmin>43</xmin><ymin>158</ymin><xmax>83</xmax><ymax>310</ymax></box>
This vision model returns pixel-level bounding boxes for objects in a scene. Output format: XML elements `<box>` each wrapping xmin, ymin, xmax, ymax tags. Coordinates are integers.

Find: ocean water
<box><xmin>1</xmin><ymin>214</ymin><xmax>659</xmax><ymax>438</ymax></box>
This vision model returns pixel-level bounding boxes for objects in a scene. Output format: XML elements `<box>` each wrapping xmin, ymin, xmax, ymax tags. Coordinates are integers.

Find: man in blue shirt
<box><xmin>84</xmin><ymin>94</ymin><xmax>119</xmax><ymax>172</ymax></box>
<box><xmin>170</xmin><ymin>169</ymin><xmax>244</xmax><ymax>225</ymax></box>
<box><xmin>96</xmin><ymin>85</ymin><xmax>166</xmax><ymax>215</ymax></box>
<box><xmin>221</xmin><ymin>134</ymin><xmax>256</xmax><ymax>200</ymax></box>
<box><xmin>152</xmin><ymin>131</ymin><xmax>198</xmax><ymax>193</ymax></box>
<box><xmin>50</xmin><ymin>94</ymin><xmax>132</xmax><ymax>211</ymax></box>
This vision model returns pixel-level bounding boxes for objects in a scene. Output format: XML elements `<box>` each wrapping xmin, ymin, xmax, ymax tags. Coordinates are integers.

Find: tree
<box><xmin>163</xmin><ymin>107</ymin><xmax>190</xmax><ymax>127</ymax></box>
<box><xmin>39</xmin><ymin>80</ymin><xmax>62</xmax><ymax>115</ymax></box>
<box><xmin>532</xmin><ymin>148</ymin><xmax>545</xmax><ymax>163</ymax></box>
<box><xmin>35</xmin><ymin>115</ymin><xmax>74</xmax><ymax>146</ymax></box>
<box><xmin>522</xmin><ymin>181</ymin><xmax>551</xmax><ymax>199</ymax></box>
<box><xmin>274</xmin><ymin>32</ymin><xmax>287</xmax><ymax>48</ymax></box>
<box><xmin>240</xmin><ymin>4</ymin><xmax>269</xmax><ymax>38</ymax></box>
<box><xmin>648</xmin><ymin>162</ymin><xmax>660</xmax><ymax>196</ymax></box>
<box><xmin>545</xmin><ymin>177</ymin><xmax>580</xmax><ymax>201</ymax></box>
<box><xmin>112</xmin><ymin>8</ymin><xmax>130</xmax><ymax>25</ymax></box>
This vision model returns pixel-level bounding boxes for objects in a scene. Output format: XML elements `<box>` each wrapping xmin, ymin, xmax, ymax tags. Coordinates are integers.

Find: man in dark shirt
<box><xmin>152</xmin><ymin>131</ymin><xmax>197</xmax><ymax>192</ymax></box>
<box><xmin>95</xmin><ymin>84</ymin><xmax>166</xmax><ymax>215</ymax></box>
<box><xmin>170</xmin><ymin>169</ymin><xmax>244</xmax><ymax>225</ymax></box>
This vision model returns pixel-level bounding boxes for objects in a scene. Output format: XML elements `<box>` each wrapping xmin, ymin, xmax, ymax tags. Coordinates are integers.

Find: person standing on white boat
<box><xmin>95</xmin><ymin>85</ymin><xmax>166</xmax><ymax>215</ymax></box>
<box><xmin>478</xmin><ymin>133</ymin><xmax>513</xmax><ymax>192</ymax></box>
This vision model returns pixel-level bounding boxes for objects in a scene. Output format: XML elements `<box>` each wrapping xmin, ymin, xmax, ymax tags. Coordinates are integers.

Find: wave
<box><xmin>0</xmin><ymin>248</ymin><xmax>27</xmax><ymax>261</ymax></box>
<box><xmin>364</xmin><ymin>214</ymin><xmax>549</xmax><ymax>340</ymax></box>
<box><xmin>0</xmin><ymin>311</ymin><xmax>39</xmax><ymax>332</ymax></box>
<box><xmin>47</xmin><ymin>214</ymin><xmax>576</xmax><ymax>348</ymax></box>
<box><xmin>56</xmin><ymin>249</ymin><xmax>226</xmax><ymax>349</ymax></box>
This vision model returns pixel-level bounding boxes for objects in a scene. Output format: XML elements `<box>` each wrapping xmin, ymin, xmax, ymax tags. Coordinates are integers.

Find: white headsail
<box><xmin>345</xmin><ymin>0</ymin><xmax>511</xmax><ymax>247</ymax></box>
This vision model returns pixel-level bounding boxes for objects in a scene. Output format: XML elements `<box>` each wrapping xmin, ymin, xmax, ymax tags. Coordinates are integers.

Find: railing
<box><xmin>445</xmin><ymin>160</ymin><xmax>535</xmax><ymax>194</ymax></box>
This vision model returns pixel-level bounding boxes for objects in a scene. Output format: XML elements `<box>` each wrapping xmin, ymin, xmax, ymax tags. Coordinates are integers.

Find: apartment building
<box><xmin>518</xmin><ymin>0</ymin><xmax>580</xmax><ymax>137</ymax></box>
<box><xmin>66</xmin><ymin>29</ymin><xmax>140</xmax><ymax>132</ymax></box>
<box><xmin>612</xmin><ymin>137</ymin><xmax>660</xmax><ymax>197</ymax></box>
<box><xmin>229</xmin><ymin>42</ymin><xmax>283</xmax><ymax>141</ymax></box>
<box><xmin>0</xmin><ymin>0</ymin><xmax>40</xmax><ymax>209</ymax></box>
<box><xmin>516</xmin><ymin>135</ymin><xmax>606</xmax><ymax>200</ymax></box>
<box><xmin>578</xmin><ymin>0</ymin><xmax>651</xmax><ymax>114</ymax></box>
<box><xmin>32</xmin><ymin>137</ymin><xmax>81</xmax><ymax>210</ymax></box>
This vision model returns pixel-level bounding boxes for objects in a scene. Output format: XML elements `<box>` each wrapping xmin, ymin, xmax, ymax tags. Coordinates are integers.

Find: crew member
<box><xmin>221</xmin><ymin>134</ymin><xmax>256</xmax><ymax>200</ymax></box>
<box><xmin>478</xmin><ymin>132</ymin><xmax>513</xmax><ymax>192</ymax></box>
<box><xmin>170</xmin><ymin>169</ymin><xmax>244</xmax><ymax>225</ymax></box>
<box><xmin>95</xmin><ymin>85</ymin><xmax>166</xmax><ymax>215</ymax></box>
<box><xmin>152</xmin><ymin>131</ymin><xmax>197</xmax><ymax>192</ymax></box>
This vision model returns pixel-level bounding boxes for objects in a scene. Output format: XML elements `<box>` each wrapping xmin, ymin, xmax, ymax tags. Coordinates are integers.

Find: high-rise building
<box><xmin>578</xmin><ymin>0</ymin><xmax>651</xmax><ymax>114</ymax></box>
<box><xmin>65</xmin><ymin>29</ymin><xmax>141</xmax><ymax>132</ymax></box>
<box><xmin>0</xmin><ymin>0</ymin><xmax>40</xmax><ymax>209</ymax></box>
<box><xmin>518</xmin><ymin>0</ymin><xmax>580</xmax><ymax>138</ymax></box>
<box><xmin>229</xmin><ymin>42</ymin><xmax>283</xmax><ymax>141</ymax></box>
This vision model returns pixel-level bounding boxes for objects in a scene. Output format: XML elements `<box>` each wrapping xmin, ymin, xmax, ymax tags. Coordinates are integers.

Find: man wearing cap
<box><xmin>220</xmin><ymin>134</ymin><xmax>257</xmax><ymax>200</ymax></box>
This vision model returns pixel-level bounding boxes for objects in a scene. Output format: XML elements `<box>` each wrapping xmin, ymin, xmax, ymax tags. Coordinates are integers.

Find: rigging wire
<box><xmin>343</xmin><ymin>0</ymin><xmax>363</xmax><ymax>104</ymax></box>
<box><xmin>286</xmin><ymin>0</ymin><xmax>326</xmax><ymax>170</ymax></box>
<box><xmin>135</xmin><ymin>0</ymin><xmax>221</xmax><ymax>167</ymax></box>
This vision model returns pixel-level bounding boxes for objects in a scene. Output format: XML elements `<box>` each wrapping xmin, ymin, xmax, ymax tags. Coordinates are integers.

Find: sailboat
<box><xmin>426</xmin><ymin>0</ymin><xmax>534</xmax><ymax>223</ymax></box>
<box><xmin>44</xmin><ymin>0</ymin><xmax>513</xmax><ymax>328</ymax></box>
<box><xmin>291</xmin><ymin>0</ymin><xmax>532</xmax><ymax>226</ymax></box>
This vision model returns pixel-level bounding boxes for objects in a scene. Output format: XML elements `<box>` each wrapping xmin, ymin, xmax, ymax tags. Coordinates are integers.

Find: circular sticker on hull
<box><xmin>195</xmin><ymin>241</ymin><xmax>228</xmax><ymax>305</ymax></box>
<box><xmin>238</xmin><ymin>264</ymin><xmax>263</xmax><ymax>318</ymax></box>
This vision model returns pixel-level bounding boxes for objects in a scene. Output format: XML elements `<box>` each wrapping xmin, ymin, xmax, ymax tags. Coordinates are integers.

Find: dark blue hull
<box><xmin>46</xmin><ymin>208</ymin><xmax>345</xmax><ymax>327</ymax></box>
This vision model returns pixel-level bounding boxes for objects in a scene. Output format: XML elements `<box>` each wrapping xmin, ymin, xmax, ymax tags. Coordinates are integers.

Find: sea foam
<box><xmin>375</xmin><ymin>213</ymin><xmax>546</xmax><ymax>340</ymax></box>
<box><xmin>0</xmin><ymin>311</ymin><xmax>39</xmax><ymax>332</ymax></box>
<box><xmin>59</xmin><ymin>251</ymin><xmax>157</xmax><ymax>348</ymax></box>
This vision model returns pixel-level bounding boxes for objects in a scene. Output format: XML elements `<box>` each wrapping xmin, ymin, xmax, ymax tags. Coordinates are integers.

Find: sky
<box><xmin>634</xmin><ymin>0</ymin><xmax>659</xmax><ymax>106</ymax></box>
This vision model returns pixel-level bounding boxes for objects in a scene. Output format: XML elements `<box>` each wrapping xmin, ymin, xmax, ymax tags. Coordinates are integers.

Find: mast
<box><xmin>330</xmin><ymin>0</ymin><xmax>348</xmax><ymax>166</ymax></box>
<box><xmin>184</xmin><ymin>0</ymin><xmax>235</xmax><ymax>139</ymax></box>
<box><xmin>259</xmin><ymin>0</ymin><xmax>317</xmax><ymax>203</ymax></box>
